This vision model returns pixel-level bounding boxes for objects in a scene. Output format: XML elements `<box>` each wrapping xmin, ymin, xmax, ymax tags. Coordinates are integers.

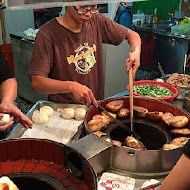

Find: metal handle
<box><xmin>158</xmin><ymin>62</ymin><xmax>166</xmax><ymax>82</ymax></box>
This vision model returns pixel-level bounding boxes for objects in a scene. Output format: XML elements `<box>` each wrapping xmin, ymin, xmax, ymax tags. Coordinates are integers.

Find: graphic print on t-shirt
<box><xmin>67</xmin><ymin>43</ymin><xmax>97</xmax><ymax>74</ymax></box>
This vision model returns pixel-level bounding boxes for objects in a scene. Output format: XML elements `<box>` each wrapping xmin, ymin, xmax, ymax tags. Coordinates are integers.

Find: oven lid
<box><xmin>4</xmin><ymin>0</ymin><xmax>148</xmax><ymax>9</ymax></box>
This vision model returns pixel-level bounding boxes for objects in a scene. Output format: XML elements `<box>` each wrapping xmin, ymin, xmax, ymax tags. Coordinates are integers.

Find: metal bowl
<box><xmin>164</xmin><ymin>74</ymin><xmax>190</xmax><ymax>100</ymax></box>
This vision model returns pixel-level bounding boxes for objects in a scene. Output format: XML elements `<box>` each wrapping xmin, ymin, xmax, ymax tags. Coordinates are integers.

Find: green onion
<box><xmin>133</xmin><ymin>84</ymin><xmax>173</xmax><ymax>98</ymax></box>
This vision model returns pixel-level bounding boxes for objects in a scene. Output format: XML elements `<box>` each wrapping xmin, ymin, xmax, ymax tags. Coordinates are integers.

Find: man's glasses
<box><xmin>74</xmin><ymin>6</ymin><xmax>99</xmax><ymax>14</ymax></box>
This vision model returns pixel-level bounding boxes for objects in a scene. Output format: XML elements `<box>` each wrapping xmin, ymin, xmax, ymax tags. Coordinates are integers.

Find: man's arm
<box><xmin>160</xmin><ymin>154</ymin><xmax>190</xmax><ymax>190</ymax></box>
<box><xmin>31</xmin><ymin>75</ymin><xmax>98</xmax><ymax>107</ymax></box>
<box><xmin>125</xmin><ymin>29</ymin><xmax>141</xmax><ymax>76</ymax></box>
<box><xmin>0</xmin><ymin>78</ymin><xmax>33</xmax><ymax>130</ymax></box>
<box><xmin>1</xmin><ymin>78</ymin><xmax>17</xmax><ymax>103</ymax></box>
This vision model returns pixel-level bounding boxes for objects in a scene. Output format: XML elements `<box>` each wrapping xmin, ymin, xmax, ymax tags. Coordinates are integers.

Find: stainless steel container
<box><xmin>81</xmin><ymin>97</ymin><xmax>190</xmax><ymax>178</ymax></box>
<box><xmin>183</xmin><ymin>90</ymin><xmax>190</xmax><ymax>112</ymax></box>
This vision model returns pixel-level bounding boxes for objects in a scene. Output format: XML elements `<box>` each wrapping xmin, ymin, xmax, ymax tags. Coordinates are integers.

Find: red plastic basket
<box><xmin>127</xmin><ymin>80</ymin><xmax>179</xmax><ymax>102</ymax></box>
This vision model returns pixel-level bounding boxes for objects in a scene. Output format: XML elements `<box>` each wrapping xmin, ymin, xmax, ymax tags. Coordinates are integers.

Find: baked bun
<box><xmin>88</xmin><ymin>122</ymin><xmax>105</xmax><ymax>132</ymax></box>
<box><xmin>171</xmin><ymin>137</ymin><xmax>189</xmax><ymax>146</ymax></box>
<box><xmin>92</xmin><ymin>114</ymin><xmax>110</xmax><ymax>125</ymax></box>
<box><xmin>161</xmin><ymin>112</ymin><xmax>174</xmax><ymax>125</ymax></box>
<box><xmin>101</xmin><ymin>111</ymin><xmax>116</xmax><ymax>123</ymax></box>
<box><xmin>87</xmin><ymin>114</ymin><xmax>110</xmax><ymax>132</ymax></box>
<box><xmin>124</xmin><ymin>136</ymin><xmax>146</xmax><ymax>150</ymax></box>
<box><xmin>93</xmin><ymin>131</ymin><xmax>107</xmax><ymax>138</ymax></box>
<box><xmin>106</xmin><ymin>100</ymin><xmax>124</xmax><ymax>112</ymax></box>
<box><xmin>170</xmin><ymin>128</ymin><xmax>190</xmax><ymax>136</ymax></box>
<box><xmin>117</xmin><ymin>108</ymin><xmax>130</xmax><ymax>118</ymax></box>
<box><xmin>133</xmin><ymin>106</ymin><xmax>148</xmax><ymax>118</ymax></box>
<box><xmin>148</xmin><ymin>111</ymin><xmax>163</xmax><ymax>121</ymax></box>
<box><xmin>163</xmin><ymin>143</ymin><xmax>180</xmax><ymax>150</ymax></box>
<box><xmin>171</xmin><ymin>116</ymin><xmax>189</xmax><ymax>128</ymax></box>
<box><xmin>112</xmin><ymin>140</ymin><xmax>122</xmax><ymax>147</ymax></box>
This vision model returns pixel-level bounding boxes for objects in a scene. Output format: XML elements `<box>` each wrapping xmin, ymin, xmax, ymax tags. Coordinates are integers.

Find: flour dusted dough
<box><xmin>32</xmin><ymin>110</ymin><xmax>49</xmax><ymax>124</ymax></box>
<box><xmin>40</xmin><ymin>106</ymin><xmax>55</xmax><ymax>117</ymax></box>
<box><xmin>75</xmin><ymin>108</ymin><xmax>86</xmax><ymax>120</ymax></box>
<box><xmin>0</xmin><ymin>114</ymin><xmax>10</xmax><ymax>126</ymax></box>
<box><xmin>61</xmin><ymin>108</ymin><xmax>75</xmax><ymax>119</ymax></box>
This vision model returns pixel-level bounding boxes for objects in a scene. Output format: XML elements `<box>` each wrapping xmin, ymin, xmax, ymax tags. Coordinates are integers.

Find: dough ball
<box><xmin>0</xmin><ymin>176</ymin><xmax>18</xmax><ymax>190</ymax></box>
<box><xmin>40</xmin><ymin>106</ymin><xmax>54</xmax><ymax>117</ymax></box>
<box><xmin>0</xmin><ymin>114</ymin><xmax>11</xmax><ymax>126</ymax></box>
<box><xmin>61</xmin><ymin>108</ymin><xmax>75</xmax><ymax>119</ymax></box>
<box><xmin>32</xmin><ymin>110</ymin><xmax>49</xmax><ymax>124</ymax></box>
<box><xmin>74</xmin><ymin>108</ymin><xmax>86</xmax><ymax>120</ymax></box>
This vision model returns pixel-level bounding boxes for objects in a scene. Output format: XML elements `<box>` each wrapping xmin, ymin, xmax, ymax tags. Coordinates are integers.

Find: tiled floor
<box><xmin>14</xmin><ymin>97</ymin><xmax>33</xmax><ymax>115</ymax></box>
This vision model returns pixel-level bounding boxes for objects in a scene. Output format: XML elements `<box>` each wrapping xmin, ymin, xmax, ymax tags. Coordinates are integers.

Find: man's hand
<box><xmin>71</xmin><ymin>82</ymin><xmax>98</xmax><ymax>107</ymax></box>
<box><xmin>126</xmin><ymin>49</ymin><xmax>140</xmax><ymax>77</ymax></box>
<box><xmin>0</xmin><ymin>102</ymin><xmax>33</xmax><ymax>129</ymax></box>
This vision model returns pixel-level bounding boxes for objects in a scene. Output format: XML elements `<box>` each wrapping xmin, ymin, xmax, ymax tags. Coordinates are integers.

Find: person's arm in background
<box><xmin>1</xmin><ymin>77</ymin><xmax>17</xmax><ymax>103</ymax></box>
<box><xmin>0</xmin><ymin>51</ymin><xmax>32</xmax><ymax>130</ymax></box>
<box><xmin>160</xmin><ymin>154</ymin><xmax>190</xmax><ymax>190</ymax></box>
<box><xmin>160</xmin><ymin>140</ymin><xmax>190</xmax><ymax>190</ymax></box>
<box><xmin>0</xmin><ymin>79</ymin><xmax>33</xmax><ymax>130</ymax></box>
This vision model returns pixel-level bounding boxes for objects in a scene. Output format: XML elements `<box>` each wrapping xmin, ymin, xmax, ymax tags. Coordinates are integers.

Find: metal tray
<box><xmin>7</xmin><ymin>101</ymin><xmax>88</xmax><ymax>144</ymax></box>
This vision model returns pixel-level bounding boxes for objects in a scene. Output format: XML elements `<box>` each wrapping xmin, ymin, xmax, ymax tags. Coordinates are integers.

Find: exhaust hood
<box><xmin>5</xmin><ymin>0</ymin><xmax>147</xmax><ymax>9</ymax></box>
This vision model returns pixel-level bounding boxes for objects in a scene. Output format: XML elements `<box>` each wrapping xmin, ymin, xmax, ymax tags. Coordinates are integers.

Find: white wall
<box><xmin>104</xmin><ymin>41</ymin><xmax>130</xmax><ymax>98</ymax></box>
<box><xmin>103</xmin><ymin>3</ymin><xmax>130</xmax><ymax>98</ymax></box>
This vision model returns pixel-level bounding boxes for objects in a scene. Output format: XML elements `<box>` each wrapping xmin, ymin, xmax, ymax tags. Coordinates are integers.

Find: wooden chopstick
<box><xmin>129</xmin><ymin>67</ymin><xmax>134</xmax><ymax>132</ymax></box>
